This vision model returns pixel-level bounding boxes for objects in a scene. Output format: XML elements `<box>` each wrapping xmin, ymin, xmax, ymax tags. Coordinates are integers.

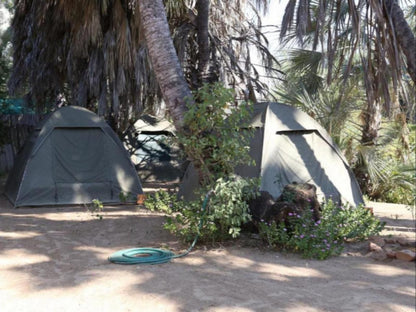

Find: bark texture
<box><xmin>138</xmin><ymin>0</ymin><xmax>192</xmax><ymax>130</ymax></box>
<box><xmin>248</xmin><ymin>183</ymin><xmax>321</xmax><ymax>231</ymax></box>
<box><xmin>384</xmin><ymin>0</ymin><xmax>416</xmax><ymax>84</ymax></box>
<box><xmin>361</xmin><ymin>101</ymin><xmax>382</xmax><ymax>145</ymax></box>
<box><xmin>196</xmin><ymin>0</ymin><xmax>211</xmax><ymax>86</ymax></box>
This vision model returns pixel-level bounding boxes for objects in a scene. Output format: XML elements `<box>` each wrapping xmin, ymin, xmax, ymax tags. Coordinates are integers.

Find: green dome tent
<box><xmin>5</xmin><ymin>106</ymin><xmax>143</xmax><ymax>207</ymax></box>
<box><xmin>179</xmin><ymin>102</ymin><xmax>364</xmax><ymax>207</ymax></box>
<box><xmin>124</xmin><ymin>114</ymin><xmax>186</xmax><ymax>186</ymax></box>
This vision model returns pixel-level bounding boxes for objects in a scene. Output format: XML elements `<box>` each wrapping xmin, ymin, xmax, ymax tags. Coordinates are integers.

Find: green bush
<box><xmin>320</xmin><ymin>200</ymin><xmax>385</xmax><ymax>241</ymax></box>
<box><xmin>146</xmin><ymin>176</ymin><xmax>259</xmax><ymax>243</ymax></box>
<box><xmin>144</xmin><ymin>190</ymin><xmax>178</xmax><ymax>213</ymax></box>
<box><xmin>178</xmin><ymin>83</ymin><xmax>254</xmax><ymax>186</ymax></box>
<box><xmin>258</xmin><ymin>199</ymin><xmax>385</xmax><ymax>260</ymax></box>
<box><xmin>145</xmin><ymin>83</ymin><xmax>259</xmax><ymax>243</ymax></box>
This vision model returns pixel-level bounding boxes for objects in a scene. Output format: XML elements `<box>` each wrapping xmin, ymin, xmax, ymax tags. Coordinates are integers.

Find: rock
<box><xmin>384</xmin><ymin>247</ymin><xmax>397</xmax><ymax>259</ymax></box>
<box><xmin>396</xmin><ymin>238</ymin><xmax>416</xmax><ymax>247</ymax></box>
<box><xmin>370</xmin><ymin>249</ymin><xmax>388</xmax><ymax>261</ymax></box>
<box><xmin>367</xmin><ymin>243</ymin><xmax>387</xmax><ymax>260</ymax></box>
<box><xmin>369</xmin><ymin>242</ymin><xmax>383</xmax><ymax>252</ymax></box>
<box><xmin>395</xmin><ymin>250</ymin><xmax>416</xmax><ymax>261</ymax></box>
<box><xmin>369</xmin><ymin>237</ymin><xmax>386</xmax><ymax>248</ymax></box>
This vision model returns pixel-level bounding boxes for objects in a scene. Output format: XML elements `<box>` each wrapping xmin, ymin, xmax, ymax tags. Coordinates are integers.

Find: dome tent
<box><xmin>179</xmin><ymin>102</ymin><xmax>364</xmax><ymax>207</ymax></box>
<box><xmin>124</xmin><ymin>114</ymin><xmax>186</xmax><ymax>186</ymax></box>
<box><xmin>5</xmin><ymin>106</ymin><xmax>143</xmax><ymax>207</ymax></box>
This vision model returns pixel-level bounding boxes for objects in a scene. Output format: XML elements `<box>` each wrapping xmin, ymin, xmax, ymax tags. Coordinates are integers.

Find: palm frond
<box><xmin>9</xmin><ymin>0</ymin><xmax>280</xmax><ymax>130</ymax></box>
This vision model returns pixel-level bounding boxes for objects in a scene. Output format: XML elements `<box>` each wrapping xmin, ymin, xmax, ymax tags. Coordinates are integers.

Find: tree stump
<box><xmin>247</xmin><ymin>183</ymin><xmax>321</xmax><ymax>231</ymax></box>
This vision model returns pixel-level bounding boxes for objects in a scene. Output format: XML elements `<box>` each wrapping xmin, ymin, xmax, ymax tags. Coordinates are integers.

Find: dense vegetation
<box><xmin>144</xmin><ymin>85</ymin><xmax>386</xmax><ymax>259</ymax></box>
<box><xmin>0</xmin><ymin>0</ymin><xmax>414</xmax><ymax>257</ymax></box>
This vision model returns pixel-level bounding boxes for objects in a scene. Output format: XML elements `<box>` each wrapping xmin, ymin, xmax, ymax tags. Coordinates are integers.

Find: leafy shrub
<box><xmin>258</xmin><ymin>199</ymin><xmax>385</xmax><ymax>260</ymax></box>
<box><xmin>146</xmin><ymin>176</ymin><xmax>259</xmax><ymax>242</ymax></box>
<box><xmin>177</xmin><ymin>83</ymin><xmax>254</xmax><ymax>185</ymax></box>
<box><xmin>144</xmin><ymin>189</ymin><xmax>181</xmax><ymax>214</ymax></box>
<box><xmin>203</xmin><ymin>176</ymin><xmax>259</xmax><ymax>239</ymax></box>
<box><xmin>146</xmin><ymin>83</ymin><xmax>259</xmax><ymax>243</ymax></box>
<box><xmin>320</xmin><ymin>200</ymin><xmax>385</xmax><ymax>241</ymax></box>
<box><xmin>119</xmin><ymin>191</ymin><xmax>133</xmax><ymax>203</ymax></box>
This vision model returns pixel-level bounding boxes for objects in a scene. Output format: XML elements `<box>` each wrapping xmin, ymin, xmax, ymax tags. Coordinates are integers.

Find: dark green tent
<box><xmin>5</xmin><ymin>106</ymin><xmax>143</xmax><ymax>207</ymax></box>
<box><xmin>124</xmin><ymin>114</ymin><xmax>186</xmax><ymax>186</ymax></box>
<box><xmin>179</xmin><ymin>102</ymin><xmax>364</xmax><ymax>207</ymax></box>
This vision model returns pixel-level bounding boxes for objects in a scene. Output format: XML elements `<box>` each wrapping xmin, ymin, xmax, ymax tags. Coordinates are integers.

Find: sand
<box><xmin>0</xmin><ymin>191</ymin><xmax>414</xmax><ymax>312</ymax></box>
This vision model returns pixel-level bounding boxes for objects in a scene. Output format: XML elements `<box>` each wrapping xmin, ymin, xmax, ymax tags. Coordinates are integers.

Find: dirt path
<box><xmin>0</xmin><ymin>192</ymin><xmax>415</xmax><ymax>312</ymax></box>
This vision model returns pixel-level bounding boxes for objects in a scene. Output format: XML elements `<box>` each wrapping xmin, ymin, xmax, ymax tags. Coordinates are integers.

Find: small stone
<box><xmin>370</xmin><ymin>249</ymin><xmax>387</xmax><ymax>261</ymax></box>
<box><xmin>395</xmin><ymin>250</ymin><xmax>416</xmax><ymax>261</ymax></box>
<box><xmin>369</xmin><ymin>242</ymin><xmax>382</xmax><ymax>252</ymax></box>
<box><xmin>370</xmin><ymin>237</ymin><xmax>386</xmax><ymax>248</ymax></box>
<box><xmin>384</xmin><ymin>247</ymin><xmax>397</xmax><ymax>259</ymax></box>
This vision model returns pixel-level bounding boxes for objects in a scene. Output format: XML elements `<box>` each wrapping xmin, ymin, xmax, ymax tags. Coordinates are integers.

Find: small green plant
<box><xmin>85</xmin><ymin>198</ymin><xmax>104</xmax><ymax>220</ymax></box>
<box><xmin>258</xmin><ymin>199</ymin><xmax>385</xmax><ymax>260</ymax></box>
<box><xmin>144</xmin><ymin>190</ymin><xmax>178</xmax><ymax>213</ymax></box>
<box><xmin>119</xmin><ymin>191</ymin><xmax>132</xmax><ymax>203</ymax></box>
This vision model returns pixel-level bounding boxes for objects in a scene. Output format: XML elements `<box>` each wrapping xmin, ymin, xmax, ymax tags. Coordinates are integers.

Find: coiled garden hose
<box><xmin>108</xmin><ymin>190</ymin><xmax>213</xmax><ymax>265</ymax></box>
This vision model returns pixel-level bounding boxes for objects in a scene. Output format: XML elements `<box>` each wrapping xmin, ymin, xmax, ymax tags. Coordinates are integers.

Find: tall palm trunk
<box><xmin>138</xmin><ymin>0</ymin><xmax>192</xmax><ymax>130</ymax></box>
<box><xmin>361</xmin><ymin>101</ymin><xmax>382</xmax><ymax>145</ymax></box>
<box><xmin>196</xmin><ymin>0</ymin><xmax>211</xmax><ymax>86</ymax></box>
<box><xmin>384</xmin><ymin>0</ymin><xmax>416</xmax><ymax>84</ymax></box>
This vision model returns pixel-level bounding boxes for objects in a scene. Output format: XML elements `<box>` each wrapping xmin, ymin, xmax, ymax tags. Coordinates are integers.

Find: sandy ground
<box><xmin>0</xmin><ymin>188</ymin><xmax>415</xmax><ymax>312</ymax></box>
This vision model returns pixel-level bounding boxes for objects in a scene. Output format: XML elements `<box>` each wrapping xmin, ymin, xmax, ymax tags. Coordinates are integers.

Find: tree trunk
<box><xmin>138</xmin><ymin>0</ymin><xmax>192</xmax><ymax>130</ymax></box>
<box><xmin>196</xmin><ymin>0</ymin><xmax>211</xmax><ymax>86</ymax></box>
<box><xmin>384</xmin><ymin>0</ymin><xmax>416</xmax><ymax>84</ymax></box>
<box><xmin>361</xmin><ymin>100</ymin><xmax>382</xmax><ymax>145</ymax></box>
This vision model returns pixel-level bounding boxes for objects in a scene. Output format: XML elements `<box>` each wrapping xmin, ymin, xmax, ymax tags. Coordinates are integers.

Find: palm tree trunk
<box><xmin>384</xmin><ymin>0</ymin><xmax>416</xmax><ymax>84</ymax></box>
<box><xmin>196</xmin><ymin>0</ymin><xmax>211</xmax><ymax>86</ymax></box>
<box><xmin>138</xmin><ymin>0</ymin><xmax>192</xmax><ymax>130</ymax></box>
<box><xmin>361</xmin><ymin>56</ymin><xmax>382</xmax><ymax>146</ymax></box>
<box><xmin>361</xmin><ymin>101</ymin><xmax>382</xmax><ymax>145</ymax></box>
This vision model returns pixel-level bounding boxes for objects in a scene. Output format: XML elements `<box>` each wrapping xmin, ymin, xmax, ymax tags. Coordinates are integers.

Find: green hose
<box><xmin>108</xmin><ymin>190</ymin><xmax>213</xmax><ymax>265</ymax></box>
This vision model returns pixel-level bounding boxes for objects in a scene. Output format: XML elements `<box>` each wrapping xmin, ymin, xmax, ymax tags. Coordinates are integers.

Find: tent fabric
<box><xmin>132</xmin><ymin>114</ymin><xmax>176</xmax><ymax>133</ymax></box>
<box><xmin>5</xmin><ymin>106</ymin><xmax>143</xmax><ymax>207</ymax></box>
<box><xmin>179</xmin><ymin>102</ymin><xmax>363</xmax><ymax>207</ymax></box>
<box><xmin>124</xmin><ymin>114</ymin><xmax>186</xmax><ymax>185</ymax></box>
